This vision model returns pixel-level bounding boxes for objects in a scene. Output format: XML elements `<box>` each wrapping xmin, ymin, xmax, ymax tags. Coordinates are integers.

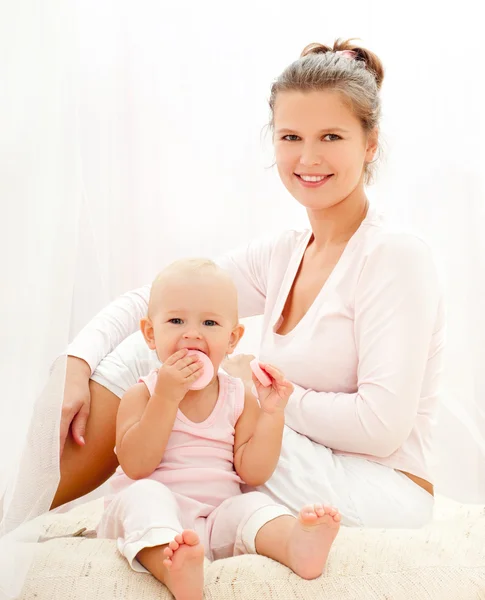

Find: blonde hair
<box><xmin>269</xmin><ymin>38</ymin><xmax>385</xmax><ymax>184</ymax></box>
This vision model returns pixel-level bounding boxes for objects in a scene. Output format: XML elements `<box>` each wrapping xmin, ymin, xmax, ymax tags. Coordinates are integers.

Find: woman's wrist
<box><xmin>67</xmin><ymin>355</ymin><xmax>92</xmax><ymax>379</ymax></box>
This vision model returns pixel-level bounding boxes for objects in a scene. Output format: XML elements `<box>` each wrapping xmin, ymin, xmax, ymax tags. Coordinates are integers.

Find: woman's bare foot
<box><xmin>286</xmin><ymin>504</ymin><xmax>341</xmax><ymax>580</ymax></box>
<box><xmin>162</xmin><ymin>530</ymin><xmax>205</xmax><ymax>600</ymax></box>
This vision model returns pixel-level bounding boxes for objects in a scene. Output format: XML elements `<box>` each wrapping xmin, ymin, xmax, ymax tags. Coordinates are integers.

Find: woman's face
<box><xmin>273</xmin><ymin>89</ymin><xmax>377</xmax><ymax>211</ymax></box>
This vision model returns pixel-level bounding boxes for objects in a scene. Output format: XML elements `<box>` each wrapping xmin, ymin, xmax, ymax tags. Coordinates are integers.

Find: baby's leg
<box><xmin>207</xmin><ymin>491</ymin><xmax>293</xmax><ymax>560</ymax></box>
<box><xmin>208</xmin><ymin>492</ymin><xmax>340</xmax><ymax>580</ymax></box>
<box><xmin>138</xmin><ymin>530</ymin><xmax>204</xmax><ymax>600</ymax></box>
<box><xmin>98</xmin><ymin>479</ymin><xmax>204</xmax><ymax>599</ymax></box>
<box><xmin>255</xmin><ymin>503</ymin><xmax>341</xmax><ymax>580</ymax></box>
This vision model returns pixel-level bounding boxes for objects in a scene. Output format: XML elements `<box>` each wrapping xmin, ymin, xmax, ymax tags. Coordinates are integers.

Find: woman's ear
<box><xmin>226</xmin><ymin>323</ymin><xmax>245</xmax><ymax>355</ymax></box>
<box><xmin>140</xmin><ymin>317</ymin><xmax>156</xmax><ymax>350</ymax></box>
<box><xmin>365</xmin><ymin>127</ymin><xmax>379</xmax><ymax>163</ymax></box>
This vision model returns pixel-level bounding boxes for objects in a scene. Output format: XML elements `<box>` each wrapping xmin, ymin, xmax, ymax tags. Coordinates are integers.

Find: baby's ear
<box><xmin>226</xmin><ymin>323</ymin><xmax>245</xmax><ymax>355</ymax></box>
<box><xmin>140</xmin><ymin>317</ymin><xmax>156</xmax><ymax>350</ymax></box>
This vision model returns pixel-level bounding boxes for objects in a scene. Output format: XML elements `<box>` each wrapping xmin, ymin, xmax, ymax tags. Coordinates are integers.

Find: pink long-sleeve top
<box><xmin>68</xmin><ymin>206</ymin><xmax>445</xmax><ymax>482</ymax></box>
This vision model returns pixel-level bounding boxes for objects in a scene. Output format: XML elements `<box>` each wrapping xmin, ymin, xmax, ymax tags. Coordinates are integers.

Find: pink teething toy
<box><xmin>187</xmin><ymin>350</ymin><xmax>214</xmax><ymax>390</ymax></box>
<box><xmin>250</xmin><ymin>358</ymin><xmax>272</xmax><ymax>387</ymax></box>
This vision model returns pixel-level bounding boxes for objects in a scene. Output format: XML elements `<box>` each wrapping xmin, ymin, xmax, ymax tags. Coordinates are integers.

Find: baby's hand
<box><xmin>253</xmin><ymin>363</ymin><xmax>294</xmax><ymax>415</ymax></box>
<box><xmin>154</xmin><ymin>349</ymin><xmax>203</xmax><ymax>404</ymax></box>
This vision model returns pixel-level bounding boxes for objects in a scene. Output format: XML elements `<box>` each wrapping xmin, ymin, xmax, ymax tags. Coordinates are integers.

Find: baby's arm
<box><xmin>116</xmin><ymin>382</ymin><xmax>178</xmax><ymax>480</ymax></box>
<box><xmin>234</xmin><ymin>391</ymin><xmax>284</xmax><ymax>487</ymax></box>
<box><xmin>116</xmin><ymin>350</ymin><xmax>203</xmax><ymax>479</ymax></box>
<box><xmin>234</xmin><ymin>364</ymin><xmax>293</xmax><ymax>487</ymax></box>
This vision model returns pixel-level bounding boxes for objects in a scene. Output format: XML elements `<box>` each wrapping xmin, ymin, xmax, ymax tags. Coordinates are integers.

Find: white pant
<box><xmin>97</xmin><ymin>479</ymin><xmax>291</xmax><ymax>572</ymax></box>
<box><xmin>254</xmin><ymin>426</ymin><xmax>434</xmax><ymax>528</ymax></box>
<box><xmin>93</xmin><ymin>331</ymin><xmax>434</xmax><ymax>530</ymax></box>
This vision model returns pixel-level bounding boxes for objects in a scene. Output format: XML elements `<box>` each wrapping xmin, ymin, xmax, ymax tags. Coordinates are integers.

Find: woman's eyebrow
<box><xmin>275</xmin><ymin>127</ymin><xmax>349</xmax><ymax>135</ymax></box>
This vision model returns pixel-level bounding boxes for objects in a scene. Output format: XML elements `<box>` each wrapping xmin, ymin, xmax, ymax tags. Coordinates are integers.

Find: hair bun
<box><xmin>300</xmin><ymin>43</ymin><xmax>332</xmax><ymax>58</ymax></box>
<box><xmin>300</xmin><ymin>38</ymin><xmax>385</xmax><ymax>90</ymax></box>
<box><xmin>333</xmin><ymin>38</ymin><xmax>385</xmax><ymax>90</ymax></box>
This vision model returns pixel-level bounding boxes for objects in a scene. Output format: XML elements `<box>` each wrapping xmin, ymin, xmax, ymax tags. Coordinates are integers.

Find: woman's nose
<box><xmin>299</xmin><ymin>143</ymin><xmax>322</xmax><ymax>167</ymax></box>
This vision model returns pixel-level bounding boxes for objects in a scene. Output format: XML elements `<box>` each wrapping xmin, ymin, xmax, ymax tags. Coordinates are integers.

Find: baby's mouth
<box><xmin>184</xmin><ymin>347</ymin><xmax>207</xmax><ymax>355</ymax></box>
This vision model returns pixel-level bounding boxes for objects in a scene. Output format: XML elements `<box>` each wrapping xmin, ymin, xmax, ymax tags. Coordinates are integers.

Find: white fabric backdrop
<box><xmin>1</xmin><ymin>0</ymin><xmax>484</xmax><ymax>597</ymax></box>
<box><xmin>1</xmin><ymin>1</ymin><xmax>81</xmax><ymax>597</ymax></box>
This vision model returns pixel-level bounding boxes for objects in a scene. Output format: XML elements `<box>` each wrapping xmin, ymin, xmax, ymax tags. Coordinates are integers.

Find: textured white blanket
<box><xmin>19</xmin><ymin>496</ymin><xmax>485</xmax><ymax>599</ymax></box>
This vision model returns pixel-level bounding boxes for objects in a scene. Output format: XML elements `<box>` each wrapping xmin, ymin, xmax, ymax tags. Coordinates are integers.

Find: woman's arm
<box><xmin>66</xmin><ymin>284</ymin><xmax>151</xmax><ymax>374</ymax></box>
<box><xmin>66</xmin><ymin>234</ymin><xmax>278</xmax><ymax>374</ymax></box>
<box><xmin>285</xmin><ymin>235</ymin><xmax>445</xmax><ymax>457</ymax></box>
<box><xmin>58</xmin><ymin>231</ymin><xmax>284</xmax><ymax>449</ymax></box>
<box><xmin>215</xmin><ymin>233</ymin><xmax>280</xmax><ymax>318</ymax></box>
<box><xmin>57</xmin><ymin>284</ymin><xmax>150</xmax><ymax>450</ymax></box>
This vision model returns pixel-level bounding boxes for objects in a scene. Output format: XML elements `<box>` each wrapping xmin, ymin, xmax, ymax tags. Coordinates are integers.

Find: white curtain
<box><xmin>1</xmin><ymin>1</ymin><xmax>81</xmax><ymax>597</ymax></box>
<box><xmin>1</xmin><ymin>0</ymin><xmax>484</xmax><ymax>596</ymax></box>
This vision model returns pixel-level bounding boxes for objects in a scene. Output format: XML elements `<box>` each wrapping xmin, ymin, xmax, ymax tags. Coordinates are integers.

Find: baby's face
<box><xmin>149</xmin><ymin>273</ymin><xmax>241</xmax><ymax>373</ymax></box>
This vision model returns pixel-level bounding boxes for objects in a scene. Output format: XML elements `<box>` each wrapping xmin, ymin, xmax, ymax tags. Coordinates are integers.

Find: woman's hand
<box><xmin>58</xmin><ymin>356</ymin><xmax>92</xmax><ymax>455</ymax></box>
<box><xmin>253</xmin><ymin>363</ymin><xmax>294</xmax><ymax>415</ymax></box>
<box><xmin>221</xmin><ymin>354</ymin><xmax>256</xmax><ymax>384</ymax></box>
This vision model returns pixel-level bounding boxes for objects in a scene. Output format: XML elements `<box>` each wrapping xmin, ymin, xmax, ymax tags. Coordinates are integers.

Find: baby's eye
<box><xmin>203</xmin><ymin>320</ymin><xmax>218</xmax><ymax>327</ymax></box>
<box><xmin>169</xmin><ymin>318</ymin><xmax>183</xmax><ymax>325</ymax></box>
<box><xmin>323</xmin><ymin>134</ymin><xmax>341</xmax><ymax>141</ymax></box>
<box><xmin>282</xmin><ymin>134</ymin><xmax>300</xmax><ymax>141</ymax></box>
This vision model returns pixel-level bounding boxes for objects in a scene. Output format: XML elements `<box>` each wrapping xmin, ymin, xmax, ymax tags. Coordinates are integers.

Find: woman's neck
<box><xmin>306</xmin><ymin>188</ymin><xmax>369</xmax><ymax>252</ymax></box>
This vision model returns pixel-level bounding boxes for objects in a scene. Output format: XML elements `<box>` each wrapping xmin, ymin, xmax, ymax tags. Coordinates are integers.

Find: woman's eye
<box><xmin>283</xmin><ymin>134</ymin><xmax>300</xmax><ymax>141</ymax></box>
<box><xmin>323</xmin><ymin>134</ymin><xmax>341</xmax><ymax>141</ymax></box>
<box><xmin>169</xmin><ymin>318</ymin><xmax>183</xmax><ymax>324</ymax></box>
<box><xmin>203</xmin><ymin>320</ymin><xmax>218</xmax><ymax>327</ymax></box>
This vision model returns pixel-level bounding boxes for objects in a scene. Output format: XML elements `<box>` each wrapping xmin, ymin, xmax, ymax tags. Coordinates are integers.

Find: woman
<box><xmin>53</xmin><ymin>39</ymin><xmax>444</xmax><ymax>528</ymax></box>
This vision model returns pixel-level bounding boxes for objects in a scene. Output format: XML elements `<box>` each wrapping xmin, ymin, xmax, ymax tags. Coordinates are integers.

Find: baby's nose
<box><xmin>183</xmin><ymin>328</ymin><xmax>203</xmax><ymax>339</ymax></box>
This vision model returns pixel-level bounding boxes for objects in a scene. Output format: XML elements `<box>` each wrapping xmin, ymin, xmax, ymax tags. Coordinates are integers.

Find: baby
<box><xmin>97</xmin><ymin>258</ymin><xmax>340</xmax><ymax>600</ymax></box>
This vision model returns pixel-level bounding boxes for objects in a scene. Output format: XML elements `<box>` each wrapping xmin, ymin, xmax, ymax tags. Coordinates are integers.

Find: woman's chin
<box><xmin>295</xmin><ymin>194</ymin><xmax>341</xmax><ymax>212</ymax></box>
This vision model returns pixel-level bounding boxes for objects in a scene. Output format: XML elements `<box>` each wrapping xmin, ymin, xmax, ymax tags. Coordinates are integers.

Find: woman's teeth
<box><xmin>299</xmin><ymin>175</ymin><xmax>328</xmax><ymax>182</ymax></box>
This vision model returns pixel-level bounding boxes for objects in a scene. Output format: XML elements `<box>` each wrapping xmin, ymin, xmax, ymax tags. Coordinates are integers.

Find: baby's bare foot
<box><xmin>287</xmin><ymin>504</ymin><xmax>341</xmax><ymax>580</ymax></box>
<box><xmin>162</xmin><ymin>529</ymin><xmax>205</xmax><ymax>600</ymax></box>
